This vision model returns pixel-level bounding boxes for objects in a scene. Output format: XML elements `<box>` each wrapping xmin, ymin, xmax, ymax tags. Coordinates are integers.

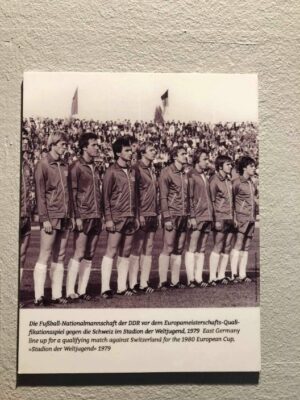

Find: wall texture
<box><xmin>1</xmin><ymin>1</ymin><xmax>299</xmax><ymax>399</ymax></box>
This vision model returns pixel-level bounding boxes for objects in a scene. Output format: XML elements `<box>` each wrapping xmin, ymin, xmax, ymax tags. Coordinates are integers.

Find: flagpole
<box><xmin>161</xmin><ymin>89</ymin><xmax>168</xmax><ymax>122</ymax></box>
<box><xmin>71</xmin><ymin>87</ymin><xmax>78</xmax><ymax>119</ymax></box>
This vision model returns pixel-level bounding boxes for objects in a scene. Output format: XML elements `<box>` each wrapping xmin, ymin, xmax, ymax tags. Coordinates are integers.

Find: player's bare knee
<box><xmin>197</xmin><ymin>242</ymin><xmax>206</xmax><ymax>253</ymax></box>
<box><xmin>20</xmin><ymin>251</ymin><xmax>26</xmax><ymax>262</ymax></box>
<box><xmin>145</xmin><ymin>243</ymin><xmax>153</xmax><ymax>255</ymax></box>
<box><xmin>37</xmin><ymin>250</ymin><xmax>51</xmax><ymax>265</ymax></box>
<box><xmin>131</xmin><ymin>243</ymin><xmax>143</xmax><ymax>255</ymax></box>
<box><xmin>52</xmin><ymin>249</ymin><xmax>67</xmax><ymax>263</ymax></box>
<box><xmin>53</xmin><ymin>255</ymin><xmax>65</xmax><ymax>263</ymax></box>
<box><xmin>162</xmin><ymin>245</ymin><xmax>173</xmax><ymax>256</ymax></box>
<box><xmin>131</xmin><ymin>249</ymin><xmax>140</xmax><ymax>257</ymax></box>
<box><xmin>119</xmin><ymin>248</ymin><xmax>131</xmax><ymax>258</ymax></box>
<box><xmin>73</xmin><ymin>249</ymin><xmax>85</xmax><ymax>261</ymax></box>
<box><xmin>234</xmin><ymin>239</ymin><xmax>244</xmax><ymax>251</ymax></box>
<box><xmin>72</xmin><ymin>255</ymin><xmax>82</xmax><ymax>262</ymax></box>
<box><xmin>174</xmin><ymin>246</ymin><xmax>184</xmax><ymax>255</ymax></box>
<box><xmin>243</xmin><ymin>241</ymin><xmax>251</xmax><ymax>252</ymax></box>
<box><xmin>105</xmin><ymin>247</ymin><xmax>118</xmax><ymax>259</ymax></box>
<box><xmin>213</xmin><ymin>244</ymin><xmax>222</xmax><ymax>254</ymax></box>
<box><xmin>223</xmin><ymin>246</ymin><xmax>231</xmax><ymax>255</ymax></box>
<box><xmin>188</xmin><ymin>243</ymin><xmax>197</xmax><ymax>253</ymax></box>
<box><xmin>224</xmin><ymin>242</ymin><xmax>233</xmax><ymax>254</ymax></box>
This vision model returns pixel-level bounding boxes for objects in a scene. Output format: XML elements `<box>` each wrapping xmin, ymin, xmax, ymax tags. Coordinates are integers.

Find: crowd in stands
<box><xmin>22</xmin><ymin>117</ymin><xmax>258</xmax><ymax>167</ymax></box>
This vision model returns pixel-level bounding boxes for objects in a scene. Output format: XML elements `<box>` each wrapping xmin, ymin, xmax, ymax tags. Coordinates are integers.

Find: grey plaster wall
<box><xmin>0</xmin><ymin>1</ymin><xmax>299</xmax><ymax>399</ymax></box>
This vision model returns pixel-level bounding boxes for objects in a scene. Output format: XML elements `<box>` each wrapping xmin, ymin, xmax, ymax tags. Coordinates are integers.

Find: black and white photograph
<box><xmin>18</xmin><ymin>72</ymin><xmax>260</xmax><ymax>374</ymax></box>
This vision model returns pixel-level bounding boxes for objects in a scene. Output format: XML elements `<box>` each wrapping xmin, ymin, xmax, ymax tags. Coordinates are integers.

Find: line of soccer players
<box><xmin>20</xmin><ymin>131</ymin><xmax>258</xmax><ymax>306</ymax></box>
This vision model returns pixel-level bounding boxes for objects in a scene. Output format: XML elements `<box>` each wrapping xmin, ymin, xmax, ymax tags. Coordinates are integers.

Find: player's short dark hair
<box><xmin>237</xmin><ymin>156</ymin><xmax>255</xmax><ymax>175</ymax></box>
<box><xmin>192</xmin><ymin>148</ymin><xmax>209</xmax><ymax>165</ymax></box>
<box><xmin>112</xmin><ymin>136</ymin><xmax>132</xmax><ymax>159</ymax></box>
<box><xmin>78</xmin><ymin>132</ymin><xmax>98</xmax><ymax>154</ymax></box>
<box><xmin>139</xmin><ymin>141</ymin><xmax>156</xmax><ymax>155</ymax></box>
<box><xmin>215</xmin><ymin>155</ymin><xmax>232</xmax><ymax>171</ymax></box>
<box><xmin>129</xmin><ymin>136</ymin><xmax>138</xmax><ymax>144</ymax></box>
<box><xmin>170</xmin><ymin>145</ymin><xmax>186</xmax><ymax>162</ymax></box>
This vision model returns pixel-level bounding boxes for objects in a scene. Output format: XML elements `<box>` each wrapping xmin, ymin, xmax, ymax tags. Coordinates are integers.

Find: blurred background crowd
<box><xmin>22</xmin><ymin>118</ymin><xmax>258</xmax><ymax>167</ymax></box>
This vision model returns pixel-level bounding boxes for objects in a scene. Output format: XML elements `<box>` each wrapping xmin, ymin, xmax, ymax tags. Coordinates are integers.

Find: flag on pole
<box><xmin>154</xmin><ymin>105</ymin><xmax>164</xmax><ymax>125</ymax></box>
<box><xmin>161</xmin><ymin>89</ymin><xmax>169</xmax><ymax>109</ymax></box>
<box><xmin>71</xmin><ymin>88</ymin><xmax>78</xmax><ymax>116</ymax></box>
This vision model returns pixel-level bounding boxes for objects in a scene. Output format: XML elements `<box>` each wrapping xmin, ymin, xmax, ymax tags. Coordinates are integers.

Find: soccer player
<box><xmin>185</xmin><ymin>149</ymin><xmax>213</xmax><ymax>287</ymax></box>
<box><xmin>230</xmin><ymin>156</ymin><xmax>257</xmax><ymax>283</ymax></box>
<box><xmin>100</xmin><ymin>136</ymin><xmax>139</xmax><ymax>298</ymax></box>
<box><xmin>209</xmin><ymin>155</ymin><xmax>234</xmax><ymax>286</ymax></box>
<box><xmin>33</xmin><ymin>131</ymin><xmax>72</xmax><ymax>306</ymax></box>
<box><xmin>158</xmin><ymin>146</ymin><xmax>191</xmax><ymax>289</ymax></box>
<box><xmin>128</xmin><ymin>142</ymin><xmax>158</xmax><ymax>293</ymax></box>
<box><xmin>66</xmin><ymin>132</ymin><xmax>102</xmax><ymax>301</ymax></box>
<box><xmin>19</xmin><ymin>154</ymin><xmax>32</xmax><ymax>306</ymax></box>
